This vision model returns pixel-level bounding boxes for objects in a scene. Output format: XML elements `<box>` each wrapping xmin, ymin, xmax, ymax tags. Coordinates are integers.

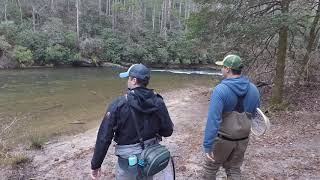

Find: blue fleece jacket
<box><xmin>203</xmin><ymin>76</ymin><xmax>260</xmax><ymax>153</ymax></box>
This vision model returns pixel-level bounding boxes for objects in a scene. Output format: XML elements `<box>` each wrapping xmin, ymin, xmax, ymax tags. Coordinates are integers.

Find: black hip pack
<box><xmin>129</xmin><ymin>104</ymin><xmax>171</xmax><ymax>177</ymax></box>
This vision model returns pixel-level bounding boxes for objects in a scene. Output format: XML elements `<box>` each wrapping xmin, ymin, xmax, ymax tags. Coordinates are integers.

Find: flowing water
<box><xmin>0</xmin><ymin>67</ymin><xmax>220</xmax><ymax>146</ymax></box>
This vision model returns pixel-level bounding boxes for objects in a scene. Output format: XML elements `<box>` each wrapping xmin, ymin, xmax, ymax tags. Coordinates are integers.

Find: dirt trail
<box><xmin>1</xmin><ymin>85</ymin><xmax>320</xmax><ymax>179</ymax></box>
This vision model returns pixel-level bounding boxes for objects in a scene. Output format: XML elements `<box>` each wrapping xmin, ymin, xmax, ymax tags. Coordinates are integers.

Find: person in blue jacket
<box><xmin>203</xmin><ymin>55</ymin><xmax>260</xmax><ymax>179</ymax></box>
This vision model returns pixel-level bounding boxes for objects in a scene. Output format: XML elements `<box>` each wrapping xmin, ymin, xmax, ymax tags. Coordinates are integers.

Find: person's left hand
<box><xmin>91</xmin><ymin>168</ymin><xmax>101</xmax><ymax>179</ymax></box>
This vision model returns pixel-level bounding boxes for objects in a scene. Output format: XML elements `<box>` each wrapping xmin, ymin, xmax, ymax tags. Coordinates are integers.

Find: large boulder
<box><xmin>101</xmin><ymin>62</ymin><xmax>126</xmax><ymax>69</ymax></box>
<box><xmin>71</xmin><ymin>59</ymin><xmax>100</xmax><ymax>67</ymax></box>
<box><xmin>0</xmin><ymin>55</ymin><xmax>18</xmax><ymax>69</ymax></box>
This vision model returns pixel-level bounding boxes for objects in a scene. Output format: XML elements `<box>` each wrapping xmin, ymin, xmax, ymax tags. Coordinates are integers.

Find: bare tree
<box><xmin>4</xmin><ymin>0</ymin><xmax>8</xmax><ymax>23</ymax></box>
<box><xmin>17</xmin><ymin>0</ymin><xmax>23</xmax><ymax>22</ymax></box>
<box><xmin>112</xmin><ymin>0</ymin><xmax>116</xmax><ymax>31</ymax></box>
<box><xmin>99</xmin><ymin>0</ymin><xmax>102</xmax><ymax>16</ymax></box>
<box><xmin>67</xmin><ymin>0</ymin><xmax>70</xmax><ymax>13</ymax></box>
<box><xmin>168</xmin><ymin>0</ymin><xmax>172</xmax><ymax>30</ymax></box>
<box><xmin>271</xmin><ymin>0</ymin><xmax>290</xmax><ymax>104</ymax></box>
<box><xmin>184</xmin><ymin>0</ymin><xmax>188</xmax><ymax>31</ymax></box>
<box><xmin>32</xmin><ymin>5</ymin><xmax>36</xmax><ymax>32</ymax></box>
<box><xmin>51</xmin><ymin>0</ymin><xmax>54</xmax><ymax>10</ymax></box>
<box><xmin>179</xmin><ymin>0</ymin><xmax>182</xmax><ymax>27</ymax></box>
<box><xmin>152</xmin><ymin>0</ymin><xmax>156</xmax><ymax>32</ymax></box>
<box><xmin>296</xmin><ymin>0</ymin><xmax>320</xmax><ymax>84</ymax></box>
<box><xmin>76</xmin><ymin>0</ymin><xmax>80</xmax><ymax>41</ymax></box>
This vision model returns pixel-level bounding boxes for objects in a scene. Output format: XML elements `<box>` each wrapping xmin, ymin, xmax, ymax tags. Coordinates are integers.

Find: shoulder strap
<box><xmin>234</xmin><ymin>95</ymin><xmax>245</xmax><ymax>113</ymax></box>
<box><xmin>222</xmin><ymin>84</ymin><xmax>248</xmax><ymax>113</ymax></box>
<box><xmin>128</xmin><ymin>96</ymin><xmax>145</xmax><ymax>150</ymax></box>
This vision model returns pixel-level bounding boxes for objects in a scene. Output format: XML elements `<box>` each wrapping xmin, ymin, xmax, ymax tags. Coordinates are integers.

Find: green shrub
<box><xmin>156</xmin><ymin>48</ymin><xmax>169</xmax><ymax>64</ymax></box>
<box><xmin>45</xmin><ymin>45</ymin><xmax>71</xmax><ymax>65</ymax></box>
<box><xmin>101</xmin><ymin>38</ymin><xmax>124</xmax><ymax>63</ymax></box>
<box><xmin>64</xmin><ymin>32</ymin><xmax>78</xmax><ymax>50</ymax></box>
<box><xmin>16</xmin><ymin>30</ymin><xmax>49</xmax><ymax>63</ymax></box>
<box><xmin>123</xmin><ymin>44</ymin><xmax>147</xmax><ymax>63</ymax></box>
<box><xmin>14</xmin><ymin>46</ymin><xmax>33</xmax><ymax>65</ymax></box>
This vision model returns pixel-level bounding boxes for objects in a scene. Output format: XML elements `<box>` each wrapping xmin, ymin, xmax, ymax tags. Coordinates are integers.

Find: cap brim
<box><xmin>215</xmin><ymin>61</ymin><xmax>224</xmax><ymax>66</ymax></box>
<box><xmin>119</xmin><ymin>72</ymin><xmax>129</xmax><ymax>78</ymax></box>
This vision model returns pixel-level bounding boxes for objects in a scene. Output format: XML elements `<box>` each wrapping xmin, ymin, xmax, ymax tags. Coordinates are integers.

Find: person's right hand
<box><xmin>91</xmin><ymin>168</ymin><xmax>101</xmax><ymax>179</ymax></box>
<box><xmin>205</xmin><ymin>152</ymin><xmax>215</xmax><ymax>162</ymax></box>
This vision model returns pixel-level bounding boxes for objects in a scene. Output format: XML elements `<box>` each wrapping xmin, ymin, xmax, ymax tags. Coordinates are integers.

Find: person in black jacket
<box><xmin>91</xmin><ymin>64</ymin><xmax>174</xmax><ymax>179</ymax></box>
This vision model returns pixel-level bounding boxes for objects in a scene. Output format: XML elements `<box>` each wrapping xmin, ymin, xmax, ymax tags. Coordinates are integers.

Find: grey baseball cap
<box><xmin>119</xmin><ymin>64</ymin><xmax>150</xmax><ymax>81</ymax></box>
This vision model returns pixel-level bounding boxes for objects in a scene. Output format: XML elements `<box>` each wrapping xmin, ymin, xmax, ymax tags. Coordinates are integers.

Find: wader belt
<box><xmin>218</xmin><ymin>133</ymin><xmax>248</xmax><ymax>141</ymax></box>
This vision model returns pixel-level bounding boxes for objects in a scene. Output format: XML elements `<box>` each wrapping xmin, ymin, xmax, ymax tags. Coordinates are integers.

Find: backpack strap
<box><xmin>127</xmin><ymin>94</ymin><xmax>145</xmax><ymax>150</ymax></box>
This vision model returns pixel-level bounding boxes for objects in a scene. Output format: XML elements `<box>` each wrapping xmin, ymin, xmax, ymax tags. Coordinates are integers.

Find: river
<box><xmin>0</xmin><ymin>67</ymin><xmax>220</xmax><ymax>146</ymax></box>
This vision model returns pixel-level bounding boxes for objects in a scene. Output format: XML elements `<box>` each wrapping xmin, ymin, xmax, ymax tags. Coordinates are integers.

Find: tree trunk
<box><xmin>51</xmin><ymin>0</ymin><xmax>54</xmax><ymax>10</ymax></box>
<box><xmin>32</xmin><ymin>6</ymin><xmax>36</xmax><ymax>32</ymax></box>
<box><xmin>99</xmin><ymin>0</ymin><xmax>102</xmax><ymax>16</ymax></box>
<box><xmin>98</xmin><ymin>0</ymin><xmax>102</xmax><ymax>23</ymax></box>
<box><xmin>296</xmin><ymin>0</ymin><xmax>320</xmax><ymax>84</ymax></box>
<box><xmin>67</xmin><ymin>0</ymin><xmax>70</xmax><ymax>13</ymax></box>
<box><xmin>132</xmin><ymin>5</ymin><xmax>134</xmax><ymax>20</ymax></box>
<box><xmin>168</xmin><ymin>0</ymin><xmax>172</xmax><ymax>30</ymax></box>
<box><xmin>159</xmin><ymin>1</ymin><xmax>162</xmax><ymax>35</ymax></box>
<box><xmin>17</xmin><ymin>0</ymin><xmax>23</xmax><ymax>22</ymax></box>
<box><xmin>163</xmin><ymin>0</ymin><xmax>168</xmax><ymax>40</ymax></box>
<box><xmin>187</xmin><ymin>0</ymin><xmax>190</xmax><ymax>19</ymax></box>
<box><xmin>109</xmin><ymin>0</ymin><xmax>112</xmax><ymax>16</ymax></box>
<box><xmin>160</xmin><ymin>1</ymin><xmax>164</xmax><ymax>34</ymax></box>
<box><xmin>271</xmin><ymin>0</ymin><xmax>290</xmax><ymax>105</ymax></box>
<box><xmin>107</xmin><ymin>0</ymin><xmax>109</xmax><ymax>16</ymax></box>
<box><xmin>112</xmin><ymin>0</ymin><xmax>116</xmax><ymax>32</ymax></box>
<box><xmin>5</xmin><ymin>0</ymin><xmax>8</xmax><ymax>23</ymax></box>
<box><xmin>76</xmin><ymin>0</ymin><xmax>80</xmax><ymax>41</ymax></box>
<box><xmin>179</xmin><ymin>0</ymin><xmax>182</xmax><ymax>27</ymax></box>
<box><xmin>184</xmin><ymin>0</ymin><xmax>188</xmax><ymax>31</ymax></box>
<box><xmin>152</xmin><ymin>1</ymin><xmax>156</xmax><ymax>32</ymax></box>
<box><xmin>143</xmin><ymin>0</ymin><xmax>147</xmax><ymax>19</ymax></box>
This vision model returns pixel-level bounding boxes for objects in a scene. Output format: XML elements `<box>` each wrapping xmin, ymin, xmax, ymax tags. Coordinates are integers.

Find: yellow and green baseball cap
<box><xmin>215</xmin><ymin>54</ymin><xmax>243</xmax><ymax>70</ymax></box>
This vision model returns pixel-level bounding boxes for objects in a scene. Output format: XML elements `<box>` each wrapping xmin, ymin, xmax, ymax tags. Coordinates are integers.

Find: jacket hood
<box><xmin>221</xmin><ymin>76</ymin><xmax>250</xmax><ymax>96</ymax></box>
<box><xmin>127</xmin><ymin>87</ymin><xmax>159</xmax><ymax>113</ymax></box>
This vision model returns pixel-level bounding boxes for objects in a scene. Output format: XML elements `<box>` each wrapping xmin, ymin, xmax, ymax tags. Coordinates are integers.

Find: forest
<box><xmin>1</xmin><ymin>1</ymin><xmax>320</xmax><ymax>179</ymax></box>
<box><xmin>1</xmin><ymin>0</ymin><xmax>320</xmax><ymax>105</ymax></box>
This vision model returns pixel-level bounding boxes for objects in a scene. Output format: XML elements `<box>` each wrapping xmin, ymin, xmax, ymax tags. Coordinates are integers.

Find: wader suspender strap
<box><xmin>217</xmin><ymin>84</ymin><xmax>251</xmax><ymax>142</ymax></box>
<box><xmin>224</xmin><ymin>84</ymin><xmax>249</xmax><ymax>113</ymax></box>
<box><xmin>234</xmin><ymin>95</ymin><xmax>245</xmax><ymax>113</ymax></box>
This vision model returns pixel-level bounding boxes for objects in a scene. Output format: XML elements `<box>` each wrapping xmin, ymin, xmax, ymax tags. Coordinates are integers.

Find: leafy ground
<box><xmin>0</xmin><ymin>84</ymin><xmax>319</xmax><ymax>179</ymax></box>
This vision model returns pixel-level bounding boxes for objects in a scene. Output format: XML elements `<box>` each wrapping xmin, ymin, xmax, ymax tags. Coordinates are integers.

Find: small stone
<box><xmin>71</xmin><ymin>144</ymin><xmax>75</xmax><ymax>148</ymax></box>
<box><xmin>178</xmin><ymin>166</ymin><xmax>187</xmax><ymax>172</ymax></box>
<box><xmin>54</xmin><ymin>158</ymin><xmax>59</xmax><ymax>161</ymax></box>
<box><xmin>316</xmin><ymin>124</ymin><xmax>320</xmax><ymax>130</ymax></box>
<box><xmin>311</xmin><ymin>154</ymin><xmax>315</xmax><ymax>158</ymax></box>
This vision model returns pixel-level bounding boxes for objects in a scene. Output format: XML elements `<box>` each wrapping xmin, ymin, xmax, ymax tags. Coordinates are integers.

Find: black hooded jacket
<box><xmin>91</xmin><ymin>87</ymin><xmax>174</xmax><ymax>170</ymax></box>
